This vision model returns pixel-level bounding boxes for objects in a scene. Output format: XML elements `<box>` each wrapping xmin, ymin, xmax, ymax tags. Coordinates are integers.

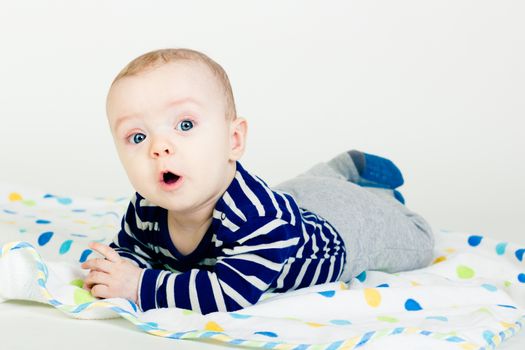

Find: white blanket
<box><xmin>1</xmin><ymin>184</ymin><xmax>524</xmax><ymax>349</ymax></box>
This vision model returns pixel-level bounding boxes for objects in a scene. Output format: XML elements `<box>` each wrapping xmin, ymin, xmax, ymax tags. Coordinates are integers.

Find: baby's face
<box><xmin>106</xmin><ymin>61</ymin><xmax>241</xmax><ymax>212</ymax></box>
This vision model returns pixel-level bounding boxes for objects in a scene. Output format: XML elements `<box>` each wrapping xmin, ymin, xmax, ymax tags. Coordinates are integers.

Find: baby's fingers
<box><xmin>83</xmin><ymin>270</ymin><xmax>111</xmax><ymax>290</ymax></box>
<box><xmin>88</xmin><ymin>242</ymin><xmax>121</xmax><ymax>263</ymax></box>
<box><xmin>90</xmin><ymin>284</ymin><xmax>111</xmax><ymax>299</ymax></box>
<box><xmin>81</xmin><ymin>258</ymin><xmax>112</xmax><ymax>273</ymax></box>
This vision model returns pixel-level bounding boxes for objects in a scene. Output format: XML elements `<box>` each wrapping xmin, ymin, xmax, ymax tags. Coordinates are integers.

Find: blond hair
<box><xmin>111</xmin><ymin>48</ymin><xmax>237</xmax><ymax>120</ymax></box>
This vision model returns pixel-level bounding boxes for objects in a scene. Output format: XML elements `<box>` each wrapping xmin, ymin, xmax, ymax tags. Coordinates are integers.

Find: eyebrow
<box><xmin>113</xmin><ymin>97</ymin><xmax>201</xmax><ymax>132</ymax></box>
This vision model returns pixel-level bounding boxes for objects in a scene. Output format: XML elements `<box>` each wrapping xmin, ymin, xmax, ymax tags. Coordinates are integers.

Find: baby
<box><xmin>81</xmin><ymin>48</ymin><xmax>434</xmax><ymax>314</ymax></box>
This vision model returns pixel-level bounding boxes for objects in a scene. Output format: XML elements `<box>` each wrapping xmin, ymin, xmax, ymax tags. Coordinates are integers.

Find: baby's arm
<box><xmin>138</xmin><ymin>217</ymin><xmax>298</xmax><ymax>314</ymax></box>
<box><xmin>108</xmin><ymin>194</ymin><xmax>156</xmax><ymax>268</ymax></box>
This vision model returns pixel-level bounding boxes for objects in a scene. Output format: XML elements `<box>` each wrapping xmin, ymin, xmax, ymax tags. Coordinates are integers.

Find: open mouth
<box><xmin>162</xmin><ymin>171</ymin><xmax>180</xmax><ymax>185</ymax></box>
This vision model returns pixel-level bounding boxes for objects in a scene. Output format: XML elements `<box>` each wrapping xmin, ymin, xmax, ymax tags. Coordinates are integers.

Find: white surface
<box><xmin>0</xmin><ymin>1</ymin><xmax>524</xmax><ymax>244</ymax></box>
<box><xmin>0</xmin><ymin>301</ymin><xmax>230</xmax><ymax>350</ymax></box>
<box><xmin>1</xmin><ymin>300</ymin><xmax>524</xmax><ymax>350</ymax></box>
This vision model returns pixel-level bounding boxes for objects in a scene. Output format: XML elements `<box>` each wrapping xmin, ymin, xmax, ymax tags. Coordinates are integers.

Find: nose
<box><xmin>150</xmin><ymin>136</ymin><xmax>174</xmax><ymax>158</ymax></box>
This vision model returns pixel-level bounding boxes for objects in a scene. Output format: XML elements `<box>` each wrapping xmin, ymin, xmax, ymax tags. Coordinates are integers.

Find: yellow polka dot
<box><xmin>460</xmin><ymin>343</ymin><xmax>478</xmax><ymax>350</ymax></box>
<box><xmin>410</xmin><ymin>281</ymin><xmax>421</xmax><ymax>286</ymax></box>
<box><xmin>432</xmin><ymin>256</ymin><xmax>447</xmax><ymax>264</ymax></box>
<box><xmin>8</xmin><ymin>192</ymin><xmax>22</xmax><ymax>201</ymax></box>
<box><xmin>445</xmin><ymin>248</ymin><xmax>456</xmax><ymax>254</ymax></box>
<box><xmin>364</xmin><ymin>288</ymin><xmax>381</xmax><ymax>307</ymax></box>
<box><xmin>500</xmin><ymin>321</ymin><xmax>514</xmax><ymax>329</ymax></box>
<box><xmin>306</xmin><ymin>322</ymin><xmax>325</xmax><ymax>328</ymax></box>
<box><xmin>204</xmin><ymin>321</ymin><xmax>224</xmax><ymax>332</ymax></box>
<box><xmin>74</xmin><ymin>219</ymin><xmax>88</xmax><ymax>224</ymax></box>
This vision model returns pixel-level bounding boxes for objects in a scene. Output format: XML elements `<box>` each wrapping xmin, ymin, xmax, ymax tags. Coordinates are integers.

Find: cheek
<box><xmin>118</xmin><ymin>152</ymin><xmax>149</xmax><ymax>180</ymax></box>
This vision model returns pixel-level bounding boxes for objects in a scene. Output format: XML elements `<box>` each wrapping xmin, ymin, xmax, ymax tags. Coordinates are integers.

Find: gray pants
<box><xmin>274</xmin><ymin>155</ymin><xmax>435</xmax><ymax>282</ymax></box>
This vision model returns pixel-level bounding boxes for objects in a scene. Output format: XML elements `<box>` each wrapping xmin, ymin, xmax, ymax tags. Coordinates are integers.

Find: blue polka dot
<box><xmin>3</xmin><ymin>209</ymin><xmax>17</xmax><ymax>215</ymax></box>
<box><xmin>426</xmin><ymin>316</ymin><xmax>448</xmax><ymax>322</ymax></box>
<box><xmin>127</xmin><ymin>300</ymin><xmax>137</xmax><ymax>312</ymax></box>
<box><xmin>376</xmin><ymin>283</ymin><xmax>389</xmax><ymax>288</ymax></box>
<box><xmin>38</xmin><ymin>231</ymin><xmax>54</xmax><ymax>246</ymax></box>
<box><xmin>230</xmin><ymin>313</ymin><xmax>252</xmax><ymax>319</ymax></box>
<box><xmin>330</xmin><ymin>319</ymin><xmax>352</xmax><ymax>325</ymax></box>
<box><xmin>468</xmin><ymin>235</ymin><xmax>483</xmax><ymax>247</ymax></box>
<box><xmin>481</xmin><ymin>284</ymin><xmax>498</xmax><ymax>292</ymax></box>
<box><xmin>318</xmin><ymin>290</ymin><xmax>336</xmax><ymax>298</ymax></box>
<box><xmin>254</xmin><ymin>331</ymin><xmax>278</xmax><ymax>338</ymax></box>
<box><xmin>483</xmin><ymin>330</ymin><xmax>495</xmax><ymax>344</ymax></box>
<box><xmin>356</xmin><ymin>271</ymin><xmax>367</xmax><ymax>282</ymax></box>
<box><xmin>79</xmin><ymin>249</ymin><xmax>93</xmax><ymax>263</ymax></box>
<box><xmin>497</xmin><ymin>304</ymin><xmax>517</xmax><ymax>309</ymax></box>
<box><xmin>59</xmin><ymin>240</ymin><xmax>73</xmax><ymax>255</ymax></box>
<box><xmin>36</xmin><ymin>219</ymin><xmax>51</xmax><ymax>224</ymax></box>
<box><xmin>496</xmin><ymin>242</ymin><xmax>508</xmax><ymax>255</ymax></box>
<box><xmin>43</xmin><ymin>194</ymin><xmax>54</xmax><ymax>199</ymax></box>
<box><xmin>405</xmin><ymin>298</ymin><xmax>423</xmax><ymax>311</ymax></box>
<box><xmin>518</xmin><ymin>274</ymin><xmax>525</xmax><ymax>283</ymax></box>
<box><xmin>71</xmin><ymin>233</ymin><xmax>88</xmax><ymax>238</ymax></box>
<box><xmin>446</xmin><ymin>336</ymin><xmax>464</xmax><ymax>343</ymax></box>
<box><xmin>57</xmin><ymin>197</ymin><xmax>73</xmax><ymax>205</ymax></box>
<box><xmin>515</xmin><ymin>249</ymin><xmax>525</xmax><ymax>262</ymax></box>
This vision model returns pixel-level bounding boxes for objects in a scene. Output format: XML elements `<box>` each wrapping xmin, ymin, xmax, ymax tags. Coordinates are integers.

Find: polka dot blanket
<box><xmin>1</xmin><ymin>184</ymin><xmax>524</xmax><ymax>349</ymax></box>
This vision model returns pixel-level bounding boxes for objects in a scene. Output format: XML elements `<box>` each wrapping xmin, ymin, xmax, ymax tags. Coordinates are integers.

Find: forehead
<box><xmin>107</xmin><ymin>61</ymin><xmax>225</xmax><ymax>120</ymax></box>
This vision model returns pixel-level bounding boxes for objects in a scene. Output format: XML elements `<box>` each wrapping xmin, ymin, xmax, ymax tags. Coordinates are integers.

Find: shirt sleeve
<box><xmin>109</xmin><ymin>196</ymin><xmax>155</xmax><ymax>269</ymax></box>
<box><xmin>137</xmin><ymin>216</ymin><xmax>300</xmax><ymax>314</ymax></box>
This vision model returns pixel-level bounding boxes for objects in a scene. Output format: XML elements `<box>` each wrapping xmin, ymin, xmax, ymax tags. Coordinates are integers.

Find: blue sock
<box><xmin>393</xmin><ymin>190</ymin><xmax>405</xmax><ymax>205</ymax></box>
<box><xmin>348</xmin><ymin>150</ymin><xmax>404</xmax><ymax>189</ymax></box>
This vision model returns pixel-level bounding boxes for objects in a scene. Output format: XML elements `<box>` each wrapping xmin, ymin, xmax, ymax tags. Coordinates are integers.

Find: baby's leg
<box><xmin>274</xmin><ymin>163</ymin><xmax>434</xmax><ymax>281</ymax></box>
<box><xmin>303</xmin><ymin>150</ymin><xmax>406</xmax><ymax>203</ymax></box>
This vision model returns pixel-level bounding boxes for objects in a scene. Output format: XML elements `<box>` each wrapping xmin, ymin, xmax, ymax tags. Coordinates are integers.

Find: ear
<box><xmin>229</xmin><ymin>117</ymin><xmax>248</xmax><ymax>161</ymax></box>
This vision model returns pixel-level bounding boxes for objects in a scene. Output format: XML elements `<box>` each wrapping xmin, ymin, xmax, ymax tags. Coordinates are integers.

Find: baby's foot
<box><xmin>348</xmin><ymin>150</ymin><xmax>404</xmax><ymax>189</ymax></box>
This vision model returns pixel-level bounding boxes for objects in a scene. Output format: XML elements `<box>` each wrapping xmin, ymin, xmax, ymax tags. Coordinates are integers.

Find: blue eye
<box><xmin>129</xmin><ymin>133</ymin><xmax>146</xmax><ymax>144</ymax></box>
<box><xmin>177</xmin><ymin>120</ymin><xmax>194</xmax><ymax>132</ymax></box>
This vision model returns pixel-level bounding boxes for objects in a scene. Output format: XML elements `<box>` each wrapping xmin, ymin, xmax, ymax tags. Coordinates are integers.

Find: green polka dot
<box><xmin>504</xmin><ymin>281</ymin><xmax>512</xmax><ymax>287</ymax></box>
<box><xmin>377</xmin><ymin>315</ymin><xmax>399</xmax><ymax>323</ymax></box>
<box><xmin>69</xmin><ymin>279</ymin><xmax>84</xmax><ymax>288</ymax></box>
<box><xmin>456</xmin><ymin>265</ymin><xmax>475</xmax><ymax>279</ymax></box>
<box><xmin>477</xmin><ymin>307</ymin><xmax>492</xmax><ymax>314</ymax></box>
<box><xmin>74</xmin><ymin>288</ymin><xmax>96</xmax><ymax>304</ymax></box>
<box><xmin>182</xmin><ymin>310</ymin><xmax>194</xmax><ymax>316</ymax></box>
<box><xmin>22</xmin><ymin>200</ymin><xmax>36</xmax><ymax>207</ymax></box>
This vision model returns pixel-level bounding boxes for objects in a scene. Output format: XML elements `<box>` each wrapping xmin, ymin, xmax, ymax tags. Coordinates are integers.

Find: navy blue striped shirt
<box><xmin>110</xmin><ymin>162</ymin><xmax>346</xmax><ymax>314</ymax></box>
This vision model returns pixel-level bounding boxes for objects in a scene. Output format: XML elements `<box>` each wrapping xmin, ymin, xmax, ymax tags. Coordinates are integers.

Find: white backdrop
<box><xmin>1</xmin><ymin>0</ymin><xmax>524</xmax><ymax>243</ymax></box>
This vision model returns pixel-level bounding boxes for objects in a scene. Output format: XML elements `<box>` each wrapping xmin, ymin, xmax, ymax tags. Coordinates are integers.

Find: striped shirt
<box><xmin>110</xmin><ymin>162</ymin><xmax>346</xmax><ymax>314</ymax></box>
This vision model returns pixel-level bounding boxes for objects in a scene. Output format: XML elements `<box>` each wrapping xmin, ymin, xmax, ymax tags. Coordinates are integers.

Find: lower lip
<box><xmin>159</xmin><ymin>176</ymin><xmax>184</xmax><ymax>191</ymax></box>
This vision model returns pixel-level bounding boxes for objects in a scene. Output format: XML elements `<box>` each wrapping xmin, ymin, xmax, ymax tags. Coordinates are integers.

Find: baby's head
<box><xmin>106</xmin><ymin>48</ymin><xmax>247</xmax><ymax>213</ymax></box>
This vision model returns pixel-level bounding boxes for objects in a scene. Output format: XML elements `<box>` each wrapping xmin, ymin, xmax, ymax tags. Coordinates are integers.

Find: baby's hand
<box><xmin>81</xmin><ymin>242</ymin><xmax>142</xmax><ymax>304</ymax></box>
